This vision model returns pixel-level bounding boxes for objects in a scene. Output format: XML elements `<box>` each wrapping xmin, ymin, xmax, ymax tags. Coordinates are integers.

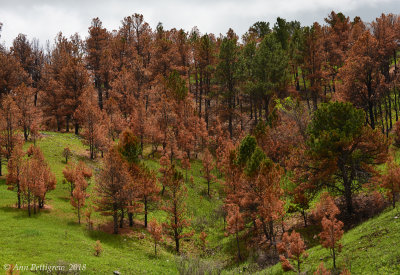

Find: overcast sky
<box><xmin>0</xmin><ymin>0</ymin><xmax>399</xmax><ymax>47</ymax></box>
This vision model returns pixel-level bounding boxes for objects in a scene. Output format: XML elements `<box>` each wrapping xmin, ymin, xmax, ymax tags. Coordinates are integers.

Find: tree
<box><xmin>224</xmin><ymin>135</ymin><xmax>285</xmax><ymax>247</ymax></box>
<box><xmin>63</xmin><ymin>147</ymin><xmax>72</xmax><ymax>163</ymax></box>
<box><xmin>86</xmin><ymin>17</ymin><xmax>110</xmax><ymax>110</ymax></box>
<box><xmin>75</xmin><ymin>88</ymin><xmax>104</xmax><ymax>159</ymax></box>
<box><xmin>324</xmin><ymin>12</ymin><xmax>351</xmax><ymax>94</ymax></box>
<box><xmin>0</xmin><ymin>50</ymin><xmax>28</xmax><ymax>97</ymax></box>
<box><xmin>338</xmin><ymin>31</ymin><xmax>383</xmax><ymax>130</ymax></box>
<box><xmin>199</xmin><ymin>231</ymin><xmax>208</xmax><ymax>253</ymax></box>
<box><xmin>202</xmin><ymin>148</ymin><xmax>215</xmax><ymax>197</ymax></box>
<box><xmin>315</xmin><ymin>194</ymin><xmax>344</xmax><ymax>270</ymax></box>
<box><xmin>94</xmin><ymin>146</ymin><xmax>131</xmax><ymax>234</ymax></box>
<box><xmin>217</xmin><ymin>29</ymin><xmax>240</xmax><ymax>138</ymax></box>
<box><xmin>277</xmin><ymin>230</ymin><xmax>308</xmax><ymax>274</ymax></box>
<box><xmin>70</xmin><ymin>174</ymin><xmax>88</xmax><ymax>224</ymax></box>
<box><xmin>148</xmin><ymin>218</ymin><xmax>163</xmax><ymax>256</ymax></box>
<box><xmin>0</xmin><ymin>94</ymin><xmax>22</xmax><ymax>160</ymax></box>
<box><xmin>118</xmin><ymin>129</ymin><xmax>141</xmax><ymax>164</ymax></box>
<box><xmin>14</xmin><ymin>84</ymin><xmax>40</xmax><ymax>141</ymax></box>
<box><xmin>162</xmin><ymin>164</ymin><xmax>192</xmax><ymax>253</ymax></box>
<box><xmin>10</xmin><ymin>34</ymin><xmax>35</xmax><ymax>83</ymax></box>
<box><xmin>307</xmin><ymin>102</ymin><xmax>388</xmax><ymax>215</ymax></box>
<box><xmin>380</xmin><ymin>156</ymin><xmax>400</xmax><ymax>208</ymax></box>
<box><xmin>6</xmin><ymin>142</ymin><xmax>25</xmax><ymax>208</ymax></box>
<box><xmin>314</xmin><ymin>262</ymin><xmax>331</xmax><ymax>275</ymax></box>
<box><xmin>63</xmin><ymin>161</ymin><xmax>92</xmax><ymax>196</ymax></box>
<box><xmin>301</xmin><ymin>22</ymin><xmax>326</xmax><ymax>110</ymax></box>
<box><xmin>93</xmin><ymin>240</ymin><xmax>103</xmax><ymax>256</ymax></box>
<box><xmin>117</xmin><ymin>129</ymin><xmax>142</xmax><ymax>227</ymax></box>
<box><xmin>159</xmin><ymin>155</ymin><xmax>171</xmax><ymax>196</ymax></box>
<box><xmin>58</xmin><ymin>36</ymin><xmax>89</xmax><ymax>134</ymax></box>
<box><xmin>40</xmin><ymin>33</ymin><xmax>69</xmax><ymax>131</ymax></box>
<box><xmin>393</xmin><ymin>121</ymin><xmax>400</xmax><ymax>148</ymax></box>
<box><xmin>138</xmin><ymin>166</ymin><xmax>160</xmax><ymax>228</ymax></box>
<box><xmin>252</xmin><ymin>32</ymin><xmax>288</xmax><ymax>119</ymax></box>
<box><xmin>20</xmin><ymin>145</ymin><xmax>56</xmax><ymax>216</ymax></box>
<box><xmin>226</xmin><ymin>204</ymin><xmax>244</xmax><ymax>261</ymax></box>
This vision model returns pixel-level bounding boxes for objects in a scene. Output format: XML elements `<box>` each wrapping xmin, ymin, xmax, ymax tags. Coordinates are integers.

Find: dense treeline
<box><xmin>1</xmin><ymin>13</ymin><xmax>399</xmax><ymax>145</ymax></box>
<box><xmin>1</xmin><ymin>11</ymin><xmax>400</xmax><ymax>273</ymax></box>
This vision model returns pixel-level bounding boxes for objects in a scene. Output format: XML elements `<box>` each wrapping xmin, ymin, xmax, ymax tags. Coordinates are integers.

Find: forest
<box><xmin>1</xmin><ymin>10</ymin><xmax>400</xmax><ymax>274</ymax></box>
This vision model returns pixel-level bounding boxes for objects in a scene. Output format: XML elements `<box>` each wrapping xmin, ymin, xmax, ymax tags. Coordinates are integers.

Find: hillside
<box><xmin>223</xmin><ymin>207</ymin><xmax>400</xmax><ymax>275</ymax></box>
<box><xmin>0</xmin><ymin>132</ymin><xmax>230</xmax><ymax>274</ymax></box>
<box><xmin>1</xmin><ymin>132</ymin><xmax>400</xmax><ymax>275</ymax></box>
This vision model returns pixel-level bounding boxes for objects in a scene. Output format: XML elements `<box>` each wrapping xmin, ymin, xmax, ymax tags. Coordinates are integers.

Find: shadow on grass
<box><xmin>0</xmin><ymin>206</ymin><xmax>50</xmax><ymax>219</ymax></box>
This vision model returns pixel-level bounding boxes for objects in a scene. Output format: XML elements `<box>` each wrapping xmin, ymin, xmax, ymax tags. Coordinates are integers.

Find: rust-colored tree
<box><xmin>70</xmin><ymin>173</ymin><xmax>88</xmax><ymax>224</ymax></box>
<box><xmin>201</xmin><ymin>148</ymin><xmax>215</xmax><ymax>197</ymax></box>
<box><xmin>75</xmin><ymin>88</ymin><xmax>104</xmax><ymax>159</ymax></box>
<box><xmin>14</xmin><ymin>84</ymin><xmax>41</xmax><ymax>141</ymax></box>
<box><xmin>63</xmin><ymin>161</ymin><xmax>92</xmax><ymax>196</ymax></box>
<box><xmin>0</xmin><ymin>94</ymin><xmax>22</xmax><ymax>160</ymax></box>
<box><xmin>148</xmin><ymin>218</ymin><xmax>163</xmax><ymax>256</ymax></box>
<box><xmin>338</xmin><ymin>31</ymin><xmax>383</xmax><ymax>130</ymax></box>
<box><xmin>315</xmin><ymin>193</ymin><xmax>344</xmax><ymax>270</ymax></box>
<box><xmin>6</xmin><ymin>142</ymin><xmax>25</xmax><ymax>208</ymax></box>
<box><xmin>226</xmin><ymin>204</ymin><xmax>245</xmax><ymax>261</ymax></box>
<box><xmin>380</xmin><ymin>156</ymin><xmax>400</xmax><ymax>208</ymax></box>
<box><xmin>63</xmin><ymin>147</ymin><xmax>72</xmax><ymax>163</ymax></box>
<box><xmin>138</xmin><ymin>166</ymin><xmax>160</xmax><ymax>228</ymax></box>
<box><xmin>162</xmin><ymin>164</ymin><xmax>192</xmax><ymax>253</ymax></box>
<box><xmin>117</xmin><ymin>129</ymin><xmax>141</xmax><ymax>227</ymax></box>
<box><xmin>277</xmin><ymin>230</ymin><xmax>308</xmax><ymax>273</ymax></box>
<box><xmin>94</xmin><ymin>146</ymin><xmax>131</xmax><ymax>234</ymax></box>
<box><xmin>20</xmin><ymin>145</ymin><xmax>56</xmax><ymax>216</ymax></box>
<box><xmin>86</xmin><ymin>17</ymin><xmax>110</xmax><ymax>110</ymax></box>
<box><xmin>314</xmin><ymin>262</ymin><xmax>331</xmax><ymax>275</ymax></box>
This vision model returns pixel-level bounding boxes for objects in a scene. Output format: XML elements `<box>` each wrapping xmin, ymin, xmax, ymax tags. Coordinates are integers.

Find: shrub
<box><xmin>94</xmin><ymin>240</ymin><xmax>103</xmax><ymax>256</ymax></box>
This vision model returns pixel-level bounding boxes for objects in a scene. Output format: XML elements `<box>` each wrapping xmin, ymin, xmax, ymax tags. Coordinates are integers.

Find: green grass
<box><xmin>231</xmin><ymin>207</ymin><xmax>400</xmax><ymax>275</ymax></box>
<box><xmin>0</xmin><ymin>132</ymin><xmax>210</xmax><ymax>274</ymax></box>
<box><xmin>2</xmin><ymin>131</ymin><xmax>400</xmax><ymax>274</ymax></box>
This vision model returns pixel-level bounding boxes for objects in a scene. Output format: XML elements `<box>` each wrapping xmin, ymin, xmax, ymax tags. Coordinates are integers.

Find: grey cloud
<box><xmin>0</xmin><ymin>0</ymin><xmax>399</xmax><ymax>47</ymax></box>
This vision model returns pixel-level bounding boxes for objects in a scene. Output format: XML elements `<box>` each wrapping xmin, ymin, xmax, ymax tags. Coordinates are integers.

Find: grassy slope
<box><xmin>240</xmin><ymin>207</ymin><xmax>400</xmax><ymax>275</ymax></box>
<box><xmin>0</xmin><ymin>132</ymin><xmax>228</xmax><ymax>274</ymax></box>
<box><xmin>2</xmin><ymin>132</ymin><xmax>400</xmax><ymax>274</ymax></box>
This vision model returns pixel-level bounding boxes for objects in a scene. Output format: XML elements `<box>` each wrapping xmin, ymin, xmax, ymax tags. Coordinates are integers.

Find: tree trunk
<box><xmin>236</xmin><ymin>232</ymin><xmax>241</xmax><ymax>261</ymax></box>
<box><xmin>129</xmin><ymin>212</ymin><xmax>133</xmax><ymax>227</ymax></box>
<box><xmin>78</xmin><ymin>205</ymin><xmax>81</xmax><ymax>224</ymax></box>
<box><xmin>368</xmin><ymin>100</ymin><xmax>375</xmax><ymax>129</ymax></box>
<box><xmin>74</xmin><ymin>123</ymin><xmax>79</xmax><ymax>135</ymax></box>
<box><xmin>66</xmin><ymin>117</ymin><xmax>70</xmax><ymax>132</ymax></box>
<box><xmin>119</xmin><ymin>209</ymin><xmax>124</xmax><ymax>228</ymax></box>
<box><xmin>113</xmin><ymin>205</ymin><xmax>118</xmax><ymax>234</ymax></box>
<box><xmin>24</xmin><ymin>126</ymin><xmax>28</xmax><ymax>141</ymax></box>
<box><xmin>175</xmin><ymin>229</ymin><xmax>180</xmax><ymax>253</ymax></box>
<box><xmin>332</xmin><ymin>247</ymin><xmax>336</xmax><ymax>269</ymax></box>
<box><xmin>395</xmin><ymin>86</ymin><xmax>398</xmax><ymax>122</ymax></box>
<box><xmin>344</xmin><ymin>180</ymin><xmax>353</xmax><ymax>215</ymax></box>
<box><xmin>144</xmin><ymin>197</ymin><xmax>148</xmax><ymax>228</ymax></box>
<box><xmin>27</xmin><ymin>194</ymin><xmax>31</xmax><ymax>217</ymax></box>
<box><xmin>17</xmin><ymin>183</ymin><xmax>21</xmax><ymax>209</ymax></box>
<box><xmin>302</xmin><ymin>210</ymin><xmax>307</xmax><ymax>227</ymax></box>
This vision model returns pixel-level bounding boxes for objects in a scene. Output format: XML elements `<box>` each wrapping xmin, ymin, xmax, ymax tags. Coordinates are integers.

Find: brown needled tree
<box><xmin>162</xmin><ymin>164</ymin><xmax>192</xmax><ymax>253</ymax></box>
<box><xmin>94</xmin><ymin>146</ymin><xmax>131</xmax><ymax>234</ymax></box>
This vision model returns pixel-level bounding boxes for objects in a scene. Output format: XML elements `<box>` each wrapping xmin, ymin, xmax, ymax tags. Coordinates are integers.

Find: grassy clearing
<box><xmin>0</xmin><ymin>132</ymin><xmax>225</xmax><ymax>274</ymax></box>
